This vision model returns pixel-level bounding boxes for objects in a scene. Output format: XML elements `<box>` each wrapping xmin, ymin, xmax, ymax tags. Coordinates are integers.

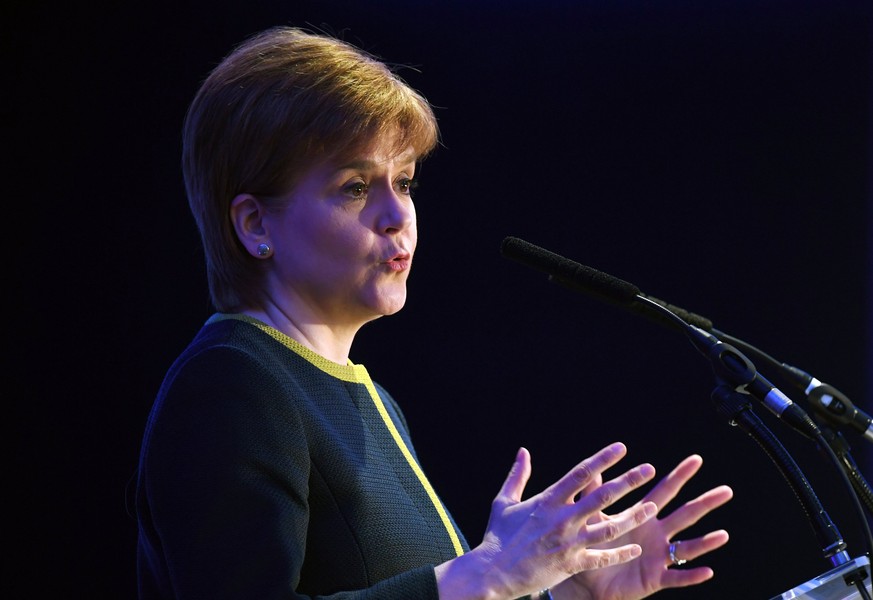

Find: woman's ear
<box><xmin>230</xmin><ymin>193</ymin><xmax>273</xmax><ymax>258</ymax></box>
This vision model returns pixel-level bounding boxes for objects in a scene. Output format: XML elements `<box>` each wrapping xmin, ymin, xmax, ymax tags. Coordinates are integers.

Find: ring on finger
<box><xmin>669</xmin><ymin>540</ymin><xmax>687</xmax><ymax>566</ymax></box>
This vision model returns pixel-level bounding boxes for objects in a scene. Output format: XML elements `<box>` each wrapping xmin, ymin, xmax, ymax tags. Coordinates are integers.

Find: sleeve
<box><xmin>137</xmin><ymin>346</ymin><xmax>440</xmax><ymax>600</ymax></box>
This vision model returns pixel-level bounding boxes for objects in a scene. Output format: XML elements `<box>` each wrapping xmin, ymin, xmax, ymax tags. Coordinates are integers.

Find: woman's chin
<box><xmin>374</xmin><ymin>291</ymin><xmax>408</xmax><ymax>317</ymax></box>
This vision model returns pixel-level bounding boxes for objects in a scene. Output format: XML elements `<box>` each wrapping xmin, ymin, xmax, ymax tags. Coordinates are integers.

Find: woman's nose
<box><xmin>376</xmin><ymin>189</ymin><xmax>415</xmax><ymax>234</ymax></box>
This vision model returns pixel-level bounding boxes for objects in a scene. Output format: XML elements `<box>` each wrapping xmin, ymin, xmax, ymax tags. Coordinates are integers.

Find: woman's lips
<box><xmin>384</xmin><ymin>252</ymin><xmax>411</xmax><ymax>272</ymax></box>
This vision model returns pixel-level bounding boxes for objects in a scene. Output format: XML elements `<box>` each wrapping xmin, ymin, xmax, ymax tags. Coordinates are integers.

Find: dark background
<box><xmin>10</xmin><ymin>0</ymin><xmax>873</xmax><ymax>598</ymax></box>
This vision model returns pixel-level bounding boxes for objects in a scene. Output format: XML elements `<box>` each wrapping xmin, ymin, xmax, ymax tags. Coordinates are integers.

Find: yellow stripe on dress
<box><xmin>213</xmin><ymin>313</ymin><xmax>465</xmax><ymax>557</ymax></box>
<box><xmin>354</xmin><ymin>363</ymin><xmax>465</xmax><ymax>557</ymax></box>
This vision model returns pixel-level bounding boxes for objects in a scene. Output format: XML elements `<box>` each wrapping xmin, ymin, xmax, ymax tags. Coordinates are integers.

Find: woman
<box><xmin>135</xmin><ymin>26</ymin><xmax>733</xmax><ymax>599</ymax></box>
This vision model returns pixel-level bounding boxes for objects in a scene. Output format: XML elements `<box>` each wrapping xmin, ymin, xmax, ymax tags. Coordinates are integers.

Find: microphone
<box><xmin>499</xmin><ymin>236</ymin><xmax>821</xmax><ymax>440</ymax></box>
<box><xmin>499</xmin><ymin>236</ymin><xmax>640</xmax><ymax>303</ymax></box>
<box><xmin>500</xmin><ymin>236</ymin><xmax>873</xmax><ymax>564</ymax></box>
<box><xmin>681</xmin><ymin>324</ymin><xmax>821</xmax><ymax>440</ymax></box>
<box><xmin>499</xmin><ymin>236</ymin><xmax>713</xmax><ymax>332</ymax></box>
<box><xmin>808</xmin><ymin>386</ymin><xmax>873</xmax><ymax>442</ymax></box>
<box><xmin>783</xmin><ymin>366</ymin><xmax>873</xmax><ymax>442</ymax></box>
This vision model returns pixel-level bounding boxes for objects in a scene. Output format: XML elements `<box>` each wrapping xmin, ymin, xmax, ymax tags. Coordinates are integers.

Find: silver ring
<box><xmin>669</xmin><ymin>541</ymin><xmax>687</xmax><ymax>566</ymax></box>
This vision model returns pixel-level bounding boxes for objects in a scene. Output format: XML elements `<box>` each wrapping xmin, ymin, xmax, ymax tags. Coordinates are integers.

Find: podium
<box><xmin>770</xmin><ymin>556</ymin><xmax>871</xmax><ymax>599</ymax></box>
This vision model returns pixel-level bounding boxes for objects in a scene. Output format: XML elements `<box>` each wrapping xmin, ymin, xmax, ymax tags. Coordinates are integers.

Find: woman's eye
<box><xmin>397</xmin><ymin>177</ymin><xmax>419</xmax><ymax>195</ymax></box>
<box><xmin>344</xmin><ymin>182</ymin><xmax>368</xmax><ymax>198</ymax></box>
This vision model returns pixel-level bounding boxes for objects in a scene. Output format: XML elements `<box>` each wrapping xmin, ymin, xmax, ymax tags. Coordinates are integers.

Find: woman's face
<box><xmin>264</xmin><ymin>136</ymin><xmax>419</xmax><ymax>328</ymax></box>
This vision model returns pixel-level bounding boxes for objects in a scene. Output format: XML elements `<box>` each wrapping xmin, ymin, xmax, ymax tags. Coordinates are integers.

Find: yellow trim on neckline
<box><xmin>208</xmin><ymin>313</ymin><xmax>465</xmax><ymax>556</ymax></box>
<box><xmin>208</xmin><ymin>313</ymin><xmax>361</xmax><ymax>381</ymax></box>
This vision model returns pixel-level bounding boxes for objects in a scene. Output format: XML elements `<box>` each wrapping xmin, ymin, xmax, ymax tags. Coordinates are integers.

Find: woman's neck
<box><xmin>240</xmin><ymin>305</ymin><xmax>358</xmax><ymax>365</ymax></box>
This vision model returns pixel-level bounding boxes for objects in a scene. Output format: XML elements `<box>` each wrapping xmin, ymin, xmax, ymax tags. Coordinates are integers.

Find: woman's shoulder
<box><xmin>176</xmin><ymin>313</ymin><xmax>289</xmax><ymax>362</ymax></box>
<box><xmin>154</xmin><ymin>316</ymin><xmax>290</xmax><ymax>403</ymax></box>
<box><xmin>160</xmin><ymin>314</ymin><xmax>351</xmax><ymax>405</ymax></box>
<box><xmin>144</xmin><ymin>317</ymin><xmax>303</xmax><ymax>442</ymax></box>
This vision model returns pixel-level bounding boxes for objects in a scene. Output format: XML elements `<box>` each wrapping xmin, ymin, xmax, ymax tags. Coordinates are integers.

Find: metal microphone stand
<box><xmin>636</xmin><ymin>295</ymin><xmax>872</xmax><ymax>599</ymax></box>
<box><xmin>711</xmin><ymin>384</ymin><xmax>871</xmax><ymax>598</ymax></box>
<box><xmin>497</xmin><ymin>237</ymin><xmax>872</xmax><ymax>596</ymax></box>
<box><xmin>715</xmin><ymin>330</ymin><xmax>873</xmax><ymax>519</ymax></box>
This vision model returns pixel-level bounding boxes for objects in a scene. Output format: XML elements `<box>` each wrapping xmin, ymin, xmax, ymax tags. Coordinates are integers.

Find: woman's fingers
<box><xmin>574</xmin><ymin>543</ymin><xmax>644</xmax><ymax>571</ymax></box>
<box><xmin>550</xmin><ymin>443</ymin><xmax>638</xmax><ymax>504</ymax></box>
<box><xmin>660</xmin><ymin>530</ymin><xmax>731</xmax><ymax>588</ymax></box>
<box><xmin>641</xmin><ymin>454</ymin><xmax>703</xmax><ymax>510</ymax></box>
<box><xmin>663</xmin><ymin>484</ymin><xmax>734</xmax><ymax>536</ymax></box>
<box><xmin>579</xmin><ymin>471</ymin><xmax>603</xmax><ymax>500</ymax></box>
<box><xmin>481</xmin><ymin>447</ymin><xmax>733</xmax><ymax>597</ymax></box>
<box><xmin>542</xmin><ymin>443</ymin><xmax>660</xmax><ymax>513</ymax></box>
<box><xmin>579</xmin><ymin>498</ymin><xmax>659</xmax><ymax>548</ymax></box>
<box><xmin>497</xmin><ymin>447</ymin><xmax>533</xmax><ymax>505</ymax></box>
<box><xmin>586</xmin><ymin>462</ymin><xmax>656</xmax><ymax>510</ymax></box>
<box><xmin>534</xmin><ymin>443</ymin><xmax>659</xmax><ymax>543</ymax></box>
<box><xmin>666</xmin><ymin>530</ymin><xmax>730</xmax><ymax>567</ymax></box>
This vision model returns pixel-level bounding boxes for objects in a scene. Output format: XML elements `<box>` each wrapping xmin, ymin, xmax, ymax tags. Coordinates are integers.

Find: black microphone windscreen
<box><xmin>500</xmin><ymin>236</ymin><xmax>640</xmax><ymax>303</ymax></box>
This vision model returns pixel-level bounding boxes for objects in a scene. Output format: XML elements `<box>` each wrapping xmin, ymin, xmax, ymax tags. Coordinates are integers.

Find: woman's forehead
<box><xmin>327</xmin><ymin>134</ymin><xmax>418</xmax><ymax>170</ymax></box>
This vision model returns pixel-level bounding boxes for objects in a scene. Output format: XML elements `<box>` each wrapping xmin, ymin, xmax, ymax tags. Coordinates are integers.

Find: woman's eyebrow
<box><xmin>337</xmin><ymin>159</ymin><xmax>377</xmax><ymax>171</ymax></box>
<box><xmin>337</xmin><ymin>152</ymin><xmax>417</xmax><ymax>172</ymax></box>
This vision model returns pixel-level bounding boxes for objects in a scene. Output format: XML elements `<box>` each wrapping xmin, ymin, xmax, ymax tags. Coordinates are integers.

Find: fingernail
<box><xmin>605</xmin><ymin>442</ymin><xmax>626</xmax><ymax>458</ymax></box>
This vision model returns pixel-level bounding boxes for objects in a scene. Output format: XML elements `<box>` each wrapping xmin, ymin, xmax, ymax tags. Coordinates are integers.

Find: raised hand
<box><xmin>435</xmin><ymin>442</ymin><xmax>661</xmax><ymax>600</ymax></box>
<box><xmin>552</xmin><ymin>454</ymin><xmax>733</xmax><ymax>600</ymax></box>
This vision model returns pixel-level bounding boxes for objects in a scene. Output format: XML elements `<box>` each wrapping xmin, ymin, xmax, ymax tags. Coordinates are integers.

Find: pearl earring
<box><xmin>256</xmin><ymin>243</ymin><xmax>271</xmax><ymax>257</ymax></box>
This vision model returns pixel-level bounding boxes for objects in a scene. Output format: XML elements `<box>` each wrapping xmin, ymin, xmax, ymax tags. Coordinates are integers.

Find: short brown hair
<box><xmin>182</xmin><ymin>26</ymin><xmax>439</xmax><ymax>312</ymax></box>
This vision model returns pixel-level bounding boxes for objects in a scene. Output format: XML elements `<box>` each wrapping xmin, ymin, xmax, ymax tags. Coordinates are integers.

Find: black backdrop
<box><xmin>11</xmin><ymin>0</ymin><xmax>873</xmax><ymax>598</ymax></box>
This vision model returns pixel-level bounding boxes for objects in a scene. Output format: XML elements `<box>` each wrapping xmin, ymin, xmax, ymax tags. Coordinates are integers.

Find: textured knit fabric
<box><xmin>136</xmin><ymin>314</ymin><xmax>470</xmax><ymax>599</ymax></box>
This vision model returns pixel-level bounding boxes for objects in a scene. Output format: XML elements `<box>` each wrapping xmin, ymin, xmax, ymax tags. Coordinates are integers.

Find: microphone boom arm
<box><xmin>635</xmin><ymin>294</ymin><xmax>851</xmax><ymax>566</ymax></box>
